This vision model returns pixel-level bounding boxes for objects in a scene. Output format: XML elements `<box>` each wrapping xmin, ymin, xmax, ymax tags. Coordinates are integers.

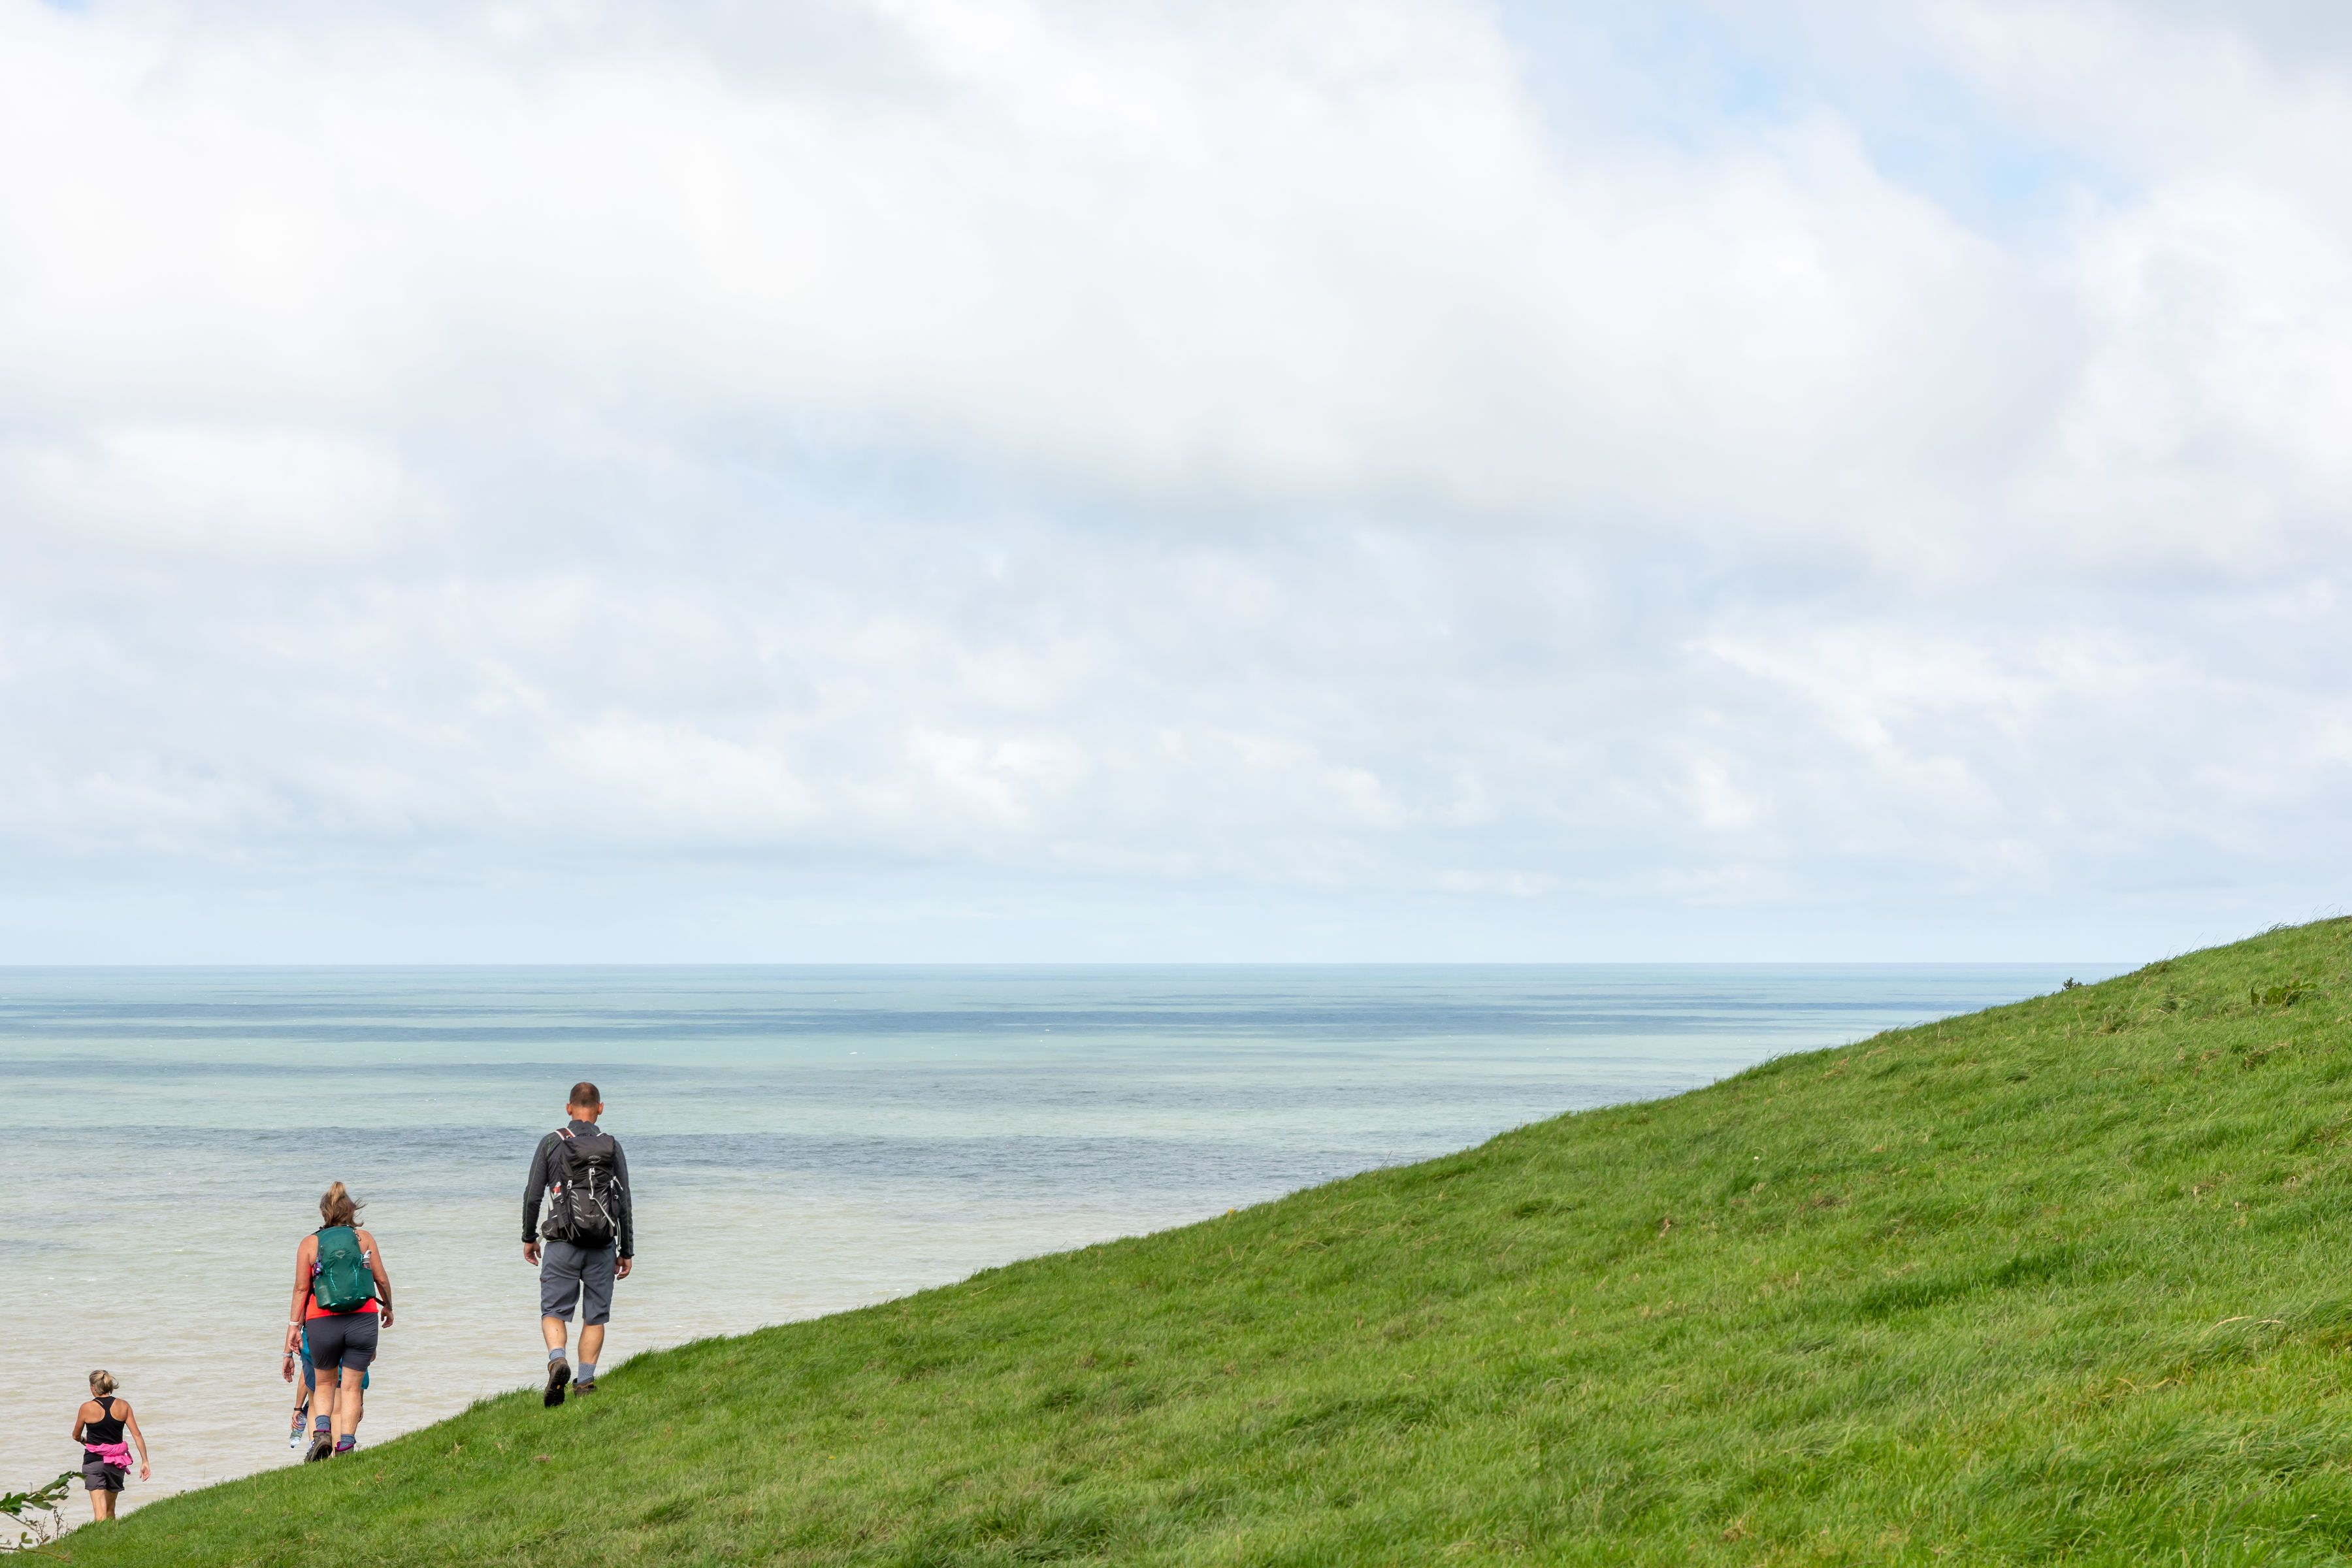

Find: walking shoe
<box><xmin>572</xmin><ymin>1380</ymin><xmax>595</xmax><ymax>1396</ymax></box>
<box><xmin>305</xmin><ymin>1430</ymin><xmax>334</xmax><ymax>1463</ymax></box>
<box><xmin>334</xmin><ymin>1437</ymin><xmax>357</xmax><ymax>1456</ymax></box>
<box><xmin>544</xmin><ymin>1357</ymin><xmax>570</xmax><ymax>1408</ymax></box>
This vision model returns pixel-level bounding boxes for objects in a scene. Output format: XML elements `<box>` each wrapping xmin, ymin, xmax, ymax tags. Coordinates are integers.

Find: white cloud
<box><xmin>0</xmin><ymin>0</ymin><xmax>2346</xmax><ymax>960</ymax></box>
<box><xmin>6</xmin><ymin>426</ymin><xmax>403</xmax><ymax>552</ymax></box>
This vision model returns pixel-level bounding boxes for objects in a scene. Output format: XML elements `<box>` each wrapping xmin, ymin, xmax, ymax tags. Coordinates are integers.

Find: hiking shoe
<box><xmin>544</xmin><ymin>1358</ymin><xmax>570</xmax><ymax>1408</ymax></box>
<box><xmin>305</xmin><ymin>1431</ymin><xmax>334</xmax><ymax>1463</ymax></box>
<box><xmin>572</xmin><ymin>1379</ymin><xmax>595</xmax><ymax>1396</ymax></box>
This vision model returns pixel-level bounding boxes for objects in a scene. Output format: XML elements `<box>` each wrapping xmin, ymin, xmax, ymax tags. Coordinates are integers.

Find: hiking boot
<box><xmin>544</xmin><ymin>1357</ymin><xmax>570</xmax><ymax>1408</ymax></box>
<box><xmin>572</xmin><ymin>1379</ymin><xmax>596</xmax><ymax>1396</ymax></box>
<box><xmin>304</xmin><ymin>1430</ymin><xmax>334</xmax><ymax>1463</ymax></box>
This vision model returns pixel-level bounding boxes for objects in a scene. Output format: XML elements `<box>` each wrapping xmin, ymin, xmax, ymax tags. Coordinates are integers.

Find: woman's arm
<box><xmin>285</xmin><ymin>1235</ymin><xmax>315</xmax><ymax>1362</ymax></box>
<box><xmin>357</xmin><ymin>1228</ymin><xmax>395</xmax><ymax>1326</ymax></box>
<box><xmin>122</xmin><ymin>1403</ymin><xmax>151</xmax><ymax>1480</ymax></box>
<box><xmin>71</xmin><ymin>1399</ymin><xmax>93</xmax><ymax>1443</ymax></box>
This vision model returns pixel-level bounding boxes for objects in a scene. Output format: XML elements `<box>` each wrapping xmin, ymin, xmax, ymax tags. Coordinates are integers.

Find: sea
<box><xmin>0</xmin><ymin>963</ymin><xmax>2119</xmax><ymax>1511</ymax></box>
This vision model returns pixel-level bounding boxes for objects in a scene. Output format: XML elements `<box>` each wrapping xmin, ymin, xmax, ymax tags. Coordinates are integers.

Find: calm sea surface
<box><xmin>0</xmin><ymin>964</ymin><xmax>2117</xmax><ymax>1509</ymax></box>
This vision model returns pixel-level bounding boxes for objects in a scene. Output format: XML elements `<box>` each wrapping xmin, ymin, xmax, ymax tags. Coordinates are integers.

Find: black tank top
<box><xmin>84</xmin><ymin>1399</ymin><xmax>125</xmax><ymax>1444</ymax></box>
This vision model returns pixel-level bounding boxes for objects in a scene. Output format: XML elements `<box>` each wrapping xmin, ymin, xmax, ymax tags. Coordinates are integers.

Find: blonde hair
<box><xmin>319</xmin><ymin>1182</ymin><xmax>364</xmax><ymax>1229</ymax></box>
<box><xmin>88</xmin><ymin>1370</ymin><xmax>117</xmax><ymax>1397</ymax></box>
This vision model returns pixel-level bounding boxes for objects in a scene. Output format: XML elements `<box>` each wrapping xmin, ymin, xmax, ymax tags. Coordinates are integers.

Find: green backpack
<box><xmin>313</xmin><ymin>1226</ymin><xmax>377</xmax><ymax>1313</ymax></box>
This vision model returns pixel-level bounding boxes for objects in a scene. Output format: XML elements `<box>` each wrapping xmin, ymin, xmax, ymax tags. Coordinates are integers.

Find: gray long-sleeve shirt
<box><xmin>522</xmin><ymin>1119</ymin><xmax>634</xmax><ymax>1258</ymax></box>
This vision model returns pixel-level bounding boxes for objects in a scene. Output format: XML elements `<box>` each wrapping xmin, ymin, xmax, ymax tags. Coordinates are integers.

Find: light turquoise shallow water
<box><xmin>0</xmin><ymin>963</ymin><xmax>2115</xmax><ymax>1507</ymax></box>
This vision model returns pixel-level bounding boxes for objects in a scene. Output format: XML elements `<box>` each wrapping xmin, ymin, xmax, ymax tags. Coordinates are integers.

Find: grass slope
<box><xmin>71</xmin><ymin>922</ymin><xmax>2352</xmax><ymax>1567</ymax></box>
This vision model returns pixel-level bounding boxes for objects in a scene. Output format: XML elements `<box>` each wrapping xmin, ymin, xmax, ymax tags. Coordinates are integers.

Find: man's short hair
<box><xmin>568</xmin><ymin>1081</ymin><xmax>601</xmax><ymax>1108</ymax></box>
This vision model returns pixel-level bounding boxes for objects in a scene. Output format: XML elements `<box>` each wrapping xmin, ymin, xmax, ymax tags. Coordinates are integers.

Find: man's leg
<box><xmin>542</xmin><ymin>1237</ymin><xmax>578</xmax><ymax>1356</ymax></box>
<box><xmin>540</xmin><ymin>1239</ymin><xmax>584</xmax><ymax>1404</ymax></box>
<box><xmin>542</xmin><ymin>1315</ymin><xmax>573</xmax><ymax>1407</ymax></box>
<box><xmin>572</xmin><ymin>1245</ymin><xmax>616</xmax><ymax>1388</ymax></box>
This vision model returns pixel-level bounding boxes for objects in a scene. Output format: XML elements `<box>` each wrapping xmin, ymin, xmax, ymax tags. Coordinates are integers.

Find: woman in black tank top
<box><xmin>82</xmin><ymin>1401</ymin><xmax>123</xmax><ymax>1443</ymax></box>
<box><xmin>70</xmin><ymin>1369</ymin><xmax>150</xmax><ymax>1522</ymax></box>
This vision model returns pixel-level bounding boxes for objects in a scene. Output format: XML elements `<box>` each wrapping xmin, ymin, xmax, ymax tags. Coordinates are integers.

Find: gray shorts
<box><xmin>82</xmin><ymin>1456</ymin><xmax>126</xmax><ymax>1492</ymax></box>
<box><xmin>538</xmin><ymin>1239</ymin><xmax>617</xmax><ymax>1325</ymax></box>
<box><xmin>304</xmin><ymin>1311</ymin><xmax>380</xmax><ymax>1373</ymax></box>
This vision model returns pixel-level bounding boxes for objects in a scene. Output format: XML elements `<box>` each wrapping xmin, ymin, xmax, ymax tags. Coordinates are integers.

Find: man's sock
<box><xmin>575</xmin><ymin>1362</ymin><xmax>596</xmax><ymax>1383</ymax></box>
<box><xmin>314</xmin><ymin>1416</ymin><xmax>331</xmax><ymax>1431</ymax></box>
<box><xmin>334</xmin><ymin>1436</ymin><xmax>356</xmax><ymax>1452</ymax></box>
<box><xmin>547</xmin><ymin>1347</ymin><xmax>566</xmax><ymax>1362</ymax></box>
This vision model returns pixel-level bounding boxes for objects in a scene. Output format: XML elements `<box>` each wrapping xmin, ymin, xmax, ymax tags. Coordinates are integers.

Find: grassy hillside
<box><xmin>67</xmin><ymin>922</ymin><xmax>2352</xmax><ymax>1566</ymax></box>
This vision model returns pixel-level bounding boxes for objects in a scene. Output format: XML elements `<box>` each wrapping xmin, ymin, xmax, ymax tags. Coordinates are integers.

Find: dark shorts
<box><xmin>539</xmin><ymin>1239</ymin><xmax>616</xmax><ymax>1326</ymax></box>
<box><xmin>300</xmin><ymin>1328</ymin><xmax>369</xmax><ymax>1391</ymax></box>
<box><xmin>82</xmin><ymin>1456</ymin><xmax>126</xmax><ymax>1492</ymax></box>
<box><xmin>304</xmin><ymin>1311</ymin><xmax>380</xmax><ymax>1373</ymax></box>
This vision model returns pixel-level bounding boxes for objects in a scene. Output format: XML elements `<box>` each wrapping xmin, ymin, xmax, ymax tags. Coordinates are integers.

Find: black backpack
<box><xmin>541</xmin><ymin>1126</ymin><xmax>622</xmax><ymax>1248</ymax></box>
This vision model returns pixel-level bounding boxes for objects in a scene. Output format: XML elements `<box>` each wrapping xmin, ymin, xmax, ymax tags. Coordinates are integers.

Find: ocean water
<box><xmin>0</xmin><ymin>963</ymin><xmax>2115</xmax><ymax>1510</ymax></box>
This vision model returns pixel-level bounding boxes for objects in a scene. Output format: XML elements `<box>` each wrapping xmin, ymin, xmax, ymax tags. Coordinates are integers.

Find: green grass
<box><xmin>69</xmin><ymin>921</ymin><xmax>2352</xmax><ymax>1565</ymax></box>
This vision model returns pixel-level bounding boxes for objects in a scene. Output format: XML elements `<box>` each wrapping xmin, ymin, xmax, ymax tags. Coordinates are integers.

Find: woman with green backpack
<box><xmin>281</xmin><ymin>1182</ymin><xmax>395</xmax><ymax>1463</ymax></box>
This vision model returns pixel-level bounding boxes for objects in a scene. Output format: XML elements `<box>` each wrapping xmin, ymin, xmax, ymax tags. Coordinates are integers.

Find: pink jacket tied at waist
<box><xmin>86</xmin><ymin>1441</ymin><xmax>133</xmax><ymax>1469</ymax></box>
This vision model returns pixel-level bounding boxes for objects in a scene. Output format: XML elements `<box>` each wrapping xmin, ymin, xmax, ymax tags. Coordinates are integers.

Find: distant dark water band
<box><xmin>0</xmin><ymin>1056</ymin><xmax>1718</xmax><ymax>1113</ymax></box>
<box><xmin>0</xmin><ymin>999</ymin><xmax>1980</xmax><ymax>1043</ymax></box>
<box><xmin>4</xmin><ymin>1123</ymin><xmax>1548</xmax><ymax>1206</ymax></box>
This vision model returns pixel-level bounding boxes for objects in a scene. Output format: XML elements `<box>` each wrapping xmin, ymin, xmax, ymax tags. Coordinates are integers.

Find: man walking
<box><xmin>523</xmin><ymin>1081</ymin><xmax>634</xmax><ymax>1407</ymax></box>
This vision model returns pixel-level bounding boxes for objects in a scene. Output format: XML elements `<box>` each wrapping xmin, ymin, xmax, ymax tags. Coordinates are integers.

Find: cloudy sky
<box><xmin>1</xmin><ymin>0</ymin><xmax>2346</xmax><ymax>962</ymax></box>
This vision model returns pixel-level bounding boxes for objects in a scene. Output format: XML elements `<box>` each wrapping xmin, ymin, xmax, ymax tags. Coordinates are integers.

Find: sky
<box><xmin>0</xmin><ymin>0</ymin><xmax>2347</xmax><ymax>964</ymax></box>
